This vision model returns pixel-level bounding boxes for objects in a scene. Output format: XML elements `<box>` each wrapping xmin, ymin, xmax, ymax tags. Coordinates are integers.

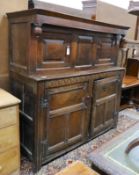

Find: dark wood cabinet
<box><xmin>7</xmin><ymin>7</ymin><xmax>128</xmax><ymax>172</ymax></box>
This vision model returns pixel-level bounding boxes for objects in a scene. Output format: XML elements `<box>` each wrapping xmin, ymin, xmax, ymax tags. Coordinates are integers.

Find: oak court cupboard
<box><xmin>7</xmin><ymin>4</ymin><xmax>129</xmax><ymax>172</ymax></box>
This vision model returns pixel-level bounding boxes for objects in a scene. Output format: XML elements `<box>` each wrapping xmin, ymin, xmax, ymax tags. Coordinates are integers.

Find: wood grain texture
<box><xmin>0</xmin><ymin>89</ymin><xmax>20</xmax><ymax>108</ymax></box>
<box><xmin>0</xmin><ymin>147</ymin><xmax>19</xmax><ymax>175</ymax></box>
<box><xmin>0</xmin><ymin>89</ymin><xmax>20</xmax><ymax>175</ymax></box>
<box><xmin>0</xmin><ymin>106</ymin><xmax>17</xmax><ymax>128</ymax></box>
<box><xmin>55</xmin><ymin>161</ymin><xmax>99</xmax><ymax>175</ymax></box>
<box><xmin>0</xmin><ymin>125</ymin><xmax>19</xmax><ymax>153</ymax></box>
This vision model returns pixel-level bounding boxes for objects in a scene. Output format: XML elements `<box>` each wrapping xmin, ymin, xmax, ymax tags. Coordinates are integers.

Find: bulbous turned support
<box><xmin>32</xmin><ymin>23</ymin><xmax>43</xmax><ymax>37</ymax></box>
<box><xmin>125</xmin><ymin>138</ymin><xmax>139</xmax><ymax>154</ymax></box>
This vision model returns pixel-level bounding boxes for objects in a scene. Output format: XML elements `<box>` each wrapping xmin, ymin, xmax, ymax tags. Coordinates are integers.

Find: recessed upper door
<box><xmin>37</xmin><ymin>28</ymin><xmax>72</xmax><ymax>70</ymax></box>
<box><xmin>94</xmin><ymin>34</ymin><xmax>118</xmax><ymax>67</ymax></box>
<box><xmin>76</xmin><ymin>35</ymin><xmax>94</xmax><ymax>66</ymax></box>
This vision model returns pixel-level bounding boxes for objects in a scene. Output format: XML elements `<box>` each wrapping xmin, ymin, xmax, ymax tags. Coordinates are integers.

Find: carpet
<box><xmin>21</xmin><ymin>111</ymin><xmax>139</xmax><ymax>175</ymax></box>
<box><xmin>120</xmin><ymin>108</ymin><xmax>139</xmax><ymax>120</ymax></box>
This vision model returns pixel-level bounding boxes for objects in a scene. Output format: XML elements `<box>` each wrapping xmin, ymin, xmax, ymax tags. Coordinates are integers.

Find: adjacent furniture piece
<box><xmin>128</xmin><ymin>0</ymin><xmax>139</xmax><ymax>40</ymax></box>
<box><xmin>89</xmin><ymin>123</ymin><xmax>139</xmax><ymax>175</ymax></box>
<box><xmin>7</xmin><ymin>5</ymin><xmax>128</xmax><ymax>172</ymax></box>
<box><xmin>120</xmin><ymin>40</ymin><xmax>139</xmax><ymax>109</ymax></box>
<box><xmin>0</xmin><ymin>89</ymin><xmax>20</xmax><ymax>175</ymax></box>
<box><xmin>55</xmin><ymin>161</ymin><xmax>99</xmax><ymax>175</ymax></box>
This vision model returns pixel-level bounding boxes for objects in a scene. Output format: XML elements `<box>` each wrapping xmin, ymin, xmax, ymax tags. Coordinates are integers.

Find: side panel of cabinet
<box><xmin>90</xmin><ymin>76</ymin><xmax>120</xmax><ymax>138</ymax></box>
<box><xmin>9</xmin><ymin>21</ymin><xmax>30</xmax><ymax>74</ymax></box>
<box><xmin>42</xmin><ymin>81</ymin><xmax>90</xmax><ymax>160</ymax></box>
<box><xmin>10</xmin><ymin>75</ymin><xmax>36</xmax><ymax>161</ymax></box>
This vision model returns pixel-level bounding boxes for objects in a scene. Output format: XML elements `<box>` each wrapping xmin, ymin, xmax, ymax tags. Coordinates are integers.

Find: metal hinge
<box><xmin>40</xmin><ymin>97</ymin><xmax>48</xmax><ymax>108</ymax></box>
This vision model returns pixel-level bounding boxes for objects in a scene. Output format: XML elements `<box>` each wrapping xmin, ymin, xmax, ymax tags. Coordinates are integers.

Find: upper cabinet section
<box><xmin>7</xmin><ymin>9</ymin><xmax>129</xmax><ymax>75</ymax></box>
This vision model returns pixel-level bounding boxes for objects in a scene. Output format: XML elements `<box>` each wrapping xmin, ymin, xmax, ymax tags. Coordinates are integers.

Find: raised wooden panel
<box><xmin>0</xmin><ymin>125</ymin><xmax>18</xmax><ymax>153</ymax></box>
<box><xmin>93</xmin><ymin>103</ymin><xmax>105</xmax><ymax>133</ymax></box>
<box><xmin>95</xmin><ymin>35</ymin><xmax>117</xmax><ymax>67</ymax></box>
<box><xmin>76</xmin><ymin>35</ymin><xmax>94</xmax><ymax>66</ymax></box>
<box><xmin>47</xmin><ymin>114</ymin><xmax>66</xmax><ymax>154</ymax></box>
<box><xmin>0</xmin><ymin>106</ymin><xmax>17</xmax><ymax>128</ymax></box>
<box><xmin>37</xmin><ymin>32</ymin><xmax>71</xmax><ymax>69</ymax></box>
<box><xmin>105</xmin><ymin>95</ymin><xmax>116</xmax><ymax>124</ymax></box>
<box><xmin>92</xmin><ymin>95</ymin><xmax>117</xmax><ymax>136</ymax></box>
<box><xmin>94</xmin><ymin>77</ymin><xmax>117</xmax><ymax>99</ymax></box>
<box><xmin>42</xmin><ymin>39</ymin><xmax>66</xmax><ymax>61</ymax></box>
<box><xmin>11</xmin><ymin>23</ymin><xmax>28</xmax><ymax>68</ymax></box>
<box><xmin>0</xmin><ymin>147</ymin><xmax>19</xmax><ymax>175</ymax></box>
<box><xmin>68</xmin><ymin>109</ymin><xmax>87</xmax><ymax>145</ymax></box>
<box><xmin>48</xmin><ymin>83</ymin><xmax>88</xmax><ymax>110</ymax></box>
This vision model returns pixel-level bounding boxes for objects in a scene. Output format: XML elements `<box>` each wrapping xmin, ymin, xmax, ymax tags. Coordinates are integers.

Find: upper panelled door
<box><xmin>44</xmin><ymin>81</ymin><xmax>90</xmax><ymax>157</ymax></box>
<box><xmin>94</xmin><ymin>34</ymin><xmax>118</xmax><ymax>67</ymax></box>
<box><xmin>91</xmin><ymin>77</ymin><xmax>120</xmax><ymax>137</ymax></box>
<box><xmin>76</xmin><ymin>35</ymin><xmax>94</xmax><ymax>67</ymax></box>
<box><xmin>37</xmin><ymin>27</ymin><xmax>72</xmax><ymax>70</ymax></box>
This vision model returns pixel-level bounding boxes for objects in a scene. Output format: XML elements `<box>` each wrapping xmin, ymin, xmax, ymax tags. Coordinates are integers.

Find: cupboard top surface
<box><xmin>7</xmin><ymin>9</ymin><xmax>129</xmax><ymax>35</ymax></box>
<box><xmin>19</xmin><ymin>66</ymin><xmax>125</xmax><ymax>81</ymax></box>
<box><xmin>0</xmin><ymin>89</ymin><xmax>20</xmax><ymax>108</ymax></box>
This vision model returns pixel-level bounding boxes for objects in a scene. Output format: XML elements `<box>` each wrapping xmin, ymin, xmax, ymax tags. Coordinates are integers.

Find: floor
<box><xmin>21</xmin><ymin>109</ymin><xmax>139</xmax><ymax>175</ymax></box>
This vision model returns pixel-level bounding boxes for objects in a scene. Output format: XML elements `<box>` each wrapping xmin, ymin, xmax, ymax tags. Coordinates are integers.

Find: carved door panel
<box><xmin>43</xmin><ymin>81</ymin><xmax>90</xmax><ymax>158</ymax></box>
<box><xmin>91</xmin><ymin>77</ymin><xmax>120</xmax><ymax>138</ymax></box>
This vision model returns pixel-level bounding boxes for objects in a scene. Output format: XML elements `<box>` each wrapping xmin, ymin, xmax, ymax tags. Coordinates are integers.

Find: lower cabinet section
<box><xmin>10</xmin><ymin>69</ymin><xmax>124</xmax><ymax>172</ymax></box>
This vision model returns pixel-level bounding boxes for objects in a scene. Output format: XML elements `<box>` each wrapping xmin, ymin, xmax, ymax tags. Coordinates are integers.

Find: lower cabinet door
<box><xmin>44</xmin><ymin>81</ymin><xmax>90</xmax><ymax>157</ymax></box>
<box><xmin>91</xmin><ymin>76</ymin><xmax>120</xmax><ymax>138</ymax></box>
<box><xmin>46</xmin><ymin>106</ymin><xmax>88</xmax><ymax>155</ymax></box>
